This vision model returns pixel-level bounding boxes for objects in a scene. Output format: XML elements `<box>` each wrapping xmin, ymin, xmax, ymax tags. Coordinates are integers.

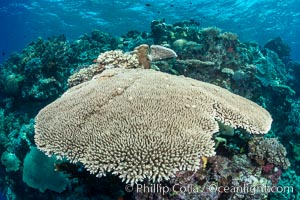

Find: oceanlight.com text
<box><xmin>125</xmin><ymin>183</ymin><xmax>294</xmax><ymax>195</ymax></box>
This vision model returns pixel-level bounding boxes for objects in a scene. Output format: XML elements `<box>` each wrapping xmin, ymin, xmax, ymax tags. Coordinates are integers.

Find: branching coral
<box><xmin>67</xmin><ymin>45</ymin><xmax>177</xmax><ymax>88</ymax></box>
<box><xmin>96</xmin><ymin>50</ymin><xmax>140</xmax><ymax>69</ymax></box>
<box><xmin>67</xmin><ymin>50</ymin><xmax>139</xmax><ymax>88</ymax></box>
<box><xmin>35</xmin><ymin>67</ymin><xmax>272</xmax><ymax>185</ymax></box>
<box><xmin>67</xmin><ymin>64</ymin><xmax>106</xmax><ymax>88</ymax></box>
<box><xmin>248</xmin><ymin>138</ymin><xmax>290</xmax><ymax>169</ymax></box>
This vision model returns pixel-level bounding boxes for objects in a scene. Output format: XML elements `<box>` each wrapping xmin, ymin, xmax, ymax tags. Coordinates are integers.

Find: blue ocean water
<box><xmin>0</xmin><ymin>0</ymin><xmax>299</xmax><ymax>63</ymax></box>
<box><xmin>0</xmin><ymin>190</ymin><xmax>5</xmax><ymax>200</ymax></box>
<box><xmin>0</xmin><ymin>193</ymin><xmax>5</xmax><ymax>200</ymax></box>
<box><xmin>0</xmin><ymin>194</ymin><xmax>5</xmax><ymax>200</ymax></box>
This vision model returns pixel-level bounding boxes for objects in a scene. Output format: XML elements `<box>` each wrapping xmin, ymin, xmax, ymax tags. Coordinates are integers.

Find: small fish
<box><xmin>145</xmin><ymin>3</ymin><xmax>151</xmax><ymax>6</ymax></box>
<box><xmin>1</xmin><ymin>52</ymin><xmax>5</xmax><ymax>56</ymax></box>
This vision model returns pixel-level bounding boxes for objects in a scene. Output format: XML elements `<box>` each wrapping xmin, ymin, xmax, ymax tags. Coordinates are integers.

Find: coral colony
<box><xmin>0</xmin><ymin>20</ymin><xmax>299</xmax><ymax>199</ymax></box>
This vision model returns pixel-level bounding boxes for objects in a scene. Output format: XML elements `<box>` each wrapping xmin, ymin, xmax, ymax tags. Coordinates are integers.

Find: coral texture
<box><xmin>133</xmin><ymin>44</ymin><xmax>151</xmax><ymax>69</ymax></box>
<box><xmin>35</xmin><ymin>68</ymin><xmax>272</xmax><ymax>185</ymax></box>
<box><xmin>68</xmin><ymin>50</ymin><xmax>140</xmax><ymax>88</ymax></box>
<box><xmin>22</xmin><ymin>147</ymin><xmax>68</xmax><ymax>193</ymax></box>
<box><xmin>67</xmin><ymin>64</ymin><xmax>105</xmax><ymax>88</ymax></box>
<box><xmin>68</xmin><ymin>45</ymin><xmax>178</xmax><ymax>88</ymax></box>
<box><xmin>1</xmin><ymin>151</ymin><xmax>20</xmax><ymax>172</ymax></box>
<box><xmin>96</xmin><ymin>50</ymin><xmax>140</xmax><ymax>69</ymax></box>
<box><xmin>248</xmin><ymin>138</ymin><xmax>290</xmax><ymax>169</ymax></box>
<box><xmin>149</xmin><ymin>45</ymin><xmax>177</xmax><ymax>61</ymax></box>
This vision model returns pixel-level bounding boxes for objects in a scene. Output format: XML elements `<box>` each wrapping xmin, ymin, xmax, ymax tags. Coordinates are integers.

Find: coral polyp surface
<box><xmin>35</xmin><ymin>67</ymin><xmax>272</xmax><ymax>185</ymax></box>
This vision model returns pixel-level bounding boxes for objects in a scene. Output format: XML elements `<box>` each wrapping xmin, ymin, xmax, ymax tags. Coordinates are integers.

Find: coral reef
<box><xmin>22</xmin><ymin>147</ymin><xmax>68</xmax><ymax>193</ymax></box>
<box><xmin>264</xmin><ymin>37</ymin><xmax>291</xmax><ymax>59</ymax></box>
<box><xmin>0</xmin><ymin>31</ymin><xmax>120</xmax><ymax>104</ymax></box>
<box><xmin>149</xmin><ymin>45</ymin><xmax>177</xmax><ymax>61</ymax></box>
<box><xmin>1</xmin><ymin>151</ymin><xmax>20</xmax><ymax>172</ymax></box>
<box><xmin>150</xmin><ymin>20</ymin><xmax>294</xmax><ymax>105</ymax></box>
<box><xmin>96</xmin><ymin>50</ymin><xmax>140</xmax><ymax>69</ymax></box>
<box><xmin>68</xmin><ymin>45</ymin><xmax>177</xmax><ymax>87</ymax></box>
<box><xmin>270</xmin><ymin>169</ymin><xmax>299</xmax><ymax>199</ymax></box>
<box><xmin>133</xmin><ymin>44</ymin><xmax>151</xmax><ymax>69</ymax></box>
<box><xmin>0</xmin><ymin>35</ymin><xmax>71</xmax><ymax>102</ymax></box>
<box><xmin>0</xmin><ymin>20</ymin><xmax>297</xmax><ymax>199</ymax></box>
<box><xmin>133</xmin><ymin>155</ymin><xmax>272</xmax><ymax>199</ymax></box>
<box><xmin>67</xmin><ymin>64</ymin><xmax>106</xmax><ymax>88</ymax></box>
<box><xmin>248</xmin><ymin>137</ymin><xmax>290</xmax><ymax>169</ymax></box>
<box><xmin>35</xmin><ymin>67</ymin><xmax>271</xmax><ymax>185</ymax></box>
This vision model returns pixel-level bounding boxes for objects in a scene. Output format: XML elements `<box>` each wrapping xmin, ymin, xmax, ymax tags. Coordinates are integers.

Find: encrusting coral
<box><xmin>35</xmin><ymin>64</ymin><xmax>272</xmax><ymax>185</ymax></box>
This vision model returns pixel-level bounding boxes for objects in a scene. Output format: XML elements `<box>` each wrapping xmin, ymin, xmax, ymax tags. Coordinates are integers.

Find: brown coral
<box><xmin>134</xmin><ymin>44</ymin><xmax>151</xmax><ymax>69</ymax></box>
<box><xmin>68</xmin><ymin>45</ymin><xmax>178</xmax><ymax>87</ymax></box>
<box><xmin>248</xmin><ymin>137</ymin><xmax>290</xmax><ymax>169</ymax></box>
<box><xmin>67</xmin><ymin>64</ymin><xmax>105</xmax><ymax>88</ymax></box>
<box><xmin>67</xmin><ymin>50</ymin><xmax>141</xmax><ymax>88</ymax></box>
<box><xmin>35</xmin><ymin>68</ymin><xmax>272</xmax><ymax>185</ymax></box>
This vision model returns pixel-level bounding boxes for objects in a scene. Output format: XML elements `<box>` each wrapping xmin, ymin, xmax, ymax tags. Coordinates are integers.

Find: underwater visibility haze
<box><xmin>0</xmin><ymin>0</ymin><xmax>300</xmax><ymax>199</ymax></box>
<box><xmin>0</xmin><ymin>0</ymin><xmax>300</xmax><ymax>63</ymax></box>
